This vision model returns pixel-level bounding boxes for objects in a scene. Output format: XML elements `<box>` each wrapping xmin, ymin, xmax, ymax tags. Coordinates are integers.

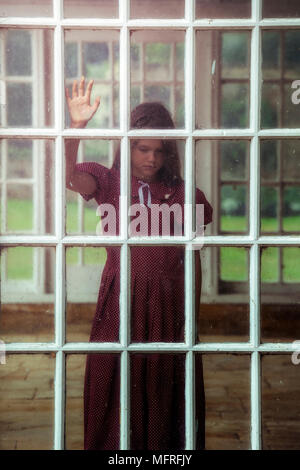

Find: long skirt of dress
<box><xmin>83</xmin><ymin>250</ymin><xmax>205</xmax><ymax>450</ymax></box>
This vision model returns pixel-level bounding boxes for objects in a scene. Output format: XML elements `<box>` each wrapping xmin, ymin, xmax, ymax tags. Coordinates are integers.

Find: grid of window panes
<box><xmin>0</xmin><ymin>0</ymin><xmax>300</xmax><ymax>451</ymax></box>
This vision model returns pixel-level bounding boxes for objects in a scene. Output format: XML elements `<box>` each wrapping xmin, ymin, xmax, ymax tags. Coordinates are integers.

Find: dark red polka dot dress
<box><xmin>75</xmin><ymin>161</ymin><xmax>212</xmax><ymax>450</ymax></box>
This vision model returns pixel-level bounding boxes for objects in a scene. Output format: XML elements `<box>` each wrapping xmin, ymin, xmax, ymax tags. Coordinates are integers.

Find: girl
<box><xmin>65</xmin><ymin>77</ymin><xmax>212</xmax><ymax>450</ymax></box>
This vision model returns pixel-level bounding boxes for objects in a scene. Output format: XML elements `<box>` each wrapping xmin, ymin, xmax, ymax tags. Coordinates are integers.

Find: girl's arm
<box><xmin>65</xmin><ymin>77</ymin><xmax>100</xmax><ymax>195</ymax></box>
<box><xmin>195</xmin><ymin>250</ymin><xmax>202</xmax><ymax>341</ymax></box>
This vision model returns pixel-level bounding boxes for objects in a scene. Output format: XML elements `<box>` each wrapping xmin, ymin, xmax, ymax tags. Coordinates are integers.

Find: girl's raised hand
<box><xmin>65</xmin><ymin>77</ymin><xmax>100</xmax><ymax>128</ymax></box>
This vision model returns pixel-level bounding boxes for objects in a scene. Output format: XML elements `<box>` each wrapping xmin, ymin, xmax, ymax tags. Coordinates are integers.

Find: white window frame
<box><xmin>0</xmin><ymin>0</ymin><xmax>300</xmax><ymax>451</ymax></box>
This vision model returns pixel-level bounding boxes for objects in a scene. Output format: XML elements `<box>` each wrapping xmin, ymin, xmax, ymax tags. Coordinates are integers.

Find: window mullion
<box><xmin>53</xmin><ymin>0</ymin><xmax>65</xmax><ymax>451</ymax></box>
<box><xmin>249</xmin><ymin>0</ymin><xmax>262</xmax><ymax>451</ymax></box>
<box><xmin>119</xmin><ymin>0</ymin><xmax>130</xmax><ymax>451</ymax></box>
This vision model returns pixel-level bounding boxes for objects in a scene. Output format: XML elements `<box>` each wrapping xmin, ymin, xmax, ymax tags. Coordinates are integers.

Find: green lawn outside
<box><xmin>2</xmin><ymin>200</ymin><xmax>300</xmax><ymax>282</ymax></box>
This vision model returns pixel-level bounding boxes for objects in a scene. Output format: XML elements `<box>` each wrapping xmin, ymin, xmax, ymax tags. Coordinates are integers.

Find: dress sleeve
<box><xmin>196</xmin><ymin>188</ymin><xmax>213</xmax><ymax>226</ymax></box>
<box><xmin>75</xmin><ymin>161</ymin><xmax>110</xmax><ymax>203</ymax></box>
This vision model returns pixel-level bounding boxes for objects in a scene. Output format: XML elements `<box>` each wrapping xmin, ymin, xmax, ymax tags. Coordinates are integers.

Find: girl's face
<box><xmin>131</xmin><ymin>139</ymin><xmax>164</xmax><ymax>182</ymax></box>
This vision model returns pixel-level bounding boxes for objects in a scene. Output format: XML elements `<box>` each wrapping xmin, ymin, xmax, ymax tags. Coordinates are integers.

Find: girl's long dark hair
<box><xmin>112</xmin><ymin>102</ymin><xmax>182</xmax><ymax>187</ymax></box>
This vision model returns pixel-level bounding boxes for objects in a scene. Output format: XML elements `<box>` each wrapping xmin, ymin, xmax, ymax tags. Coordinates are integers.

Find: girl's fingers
<box><xmin>79</xmin><ymin>76</ymin><xmax>85</xmax><ymax>97</ymax></box>
<box><xmin>86</xmin><ymin>79</ymin><xmax>94</xmax><ymax>103</ymax></box>
<box><xmin>65</xmin><ymin>87</ymin><xmax>70</xmax><ymax>101</ymax></box>
<box><xmin>72</xmin><ymin>80</ymin><xmax>78</xmax><ymax>98</ymax></box>
<box><xmin>91</xmin><ymin>96</ymin><xmax>101</xmax><ymax>115</ymax></box>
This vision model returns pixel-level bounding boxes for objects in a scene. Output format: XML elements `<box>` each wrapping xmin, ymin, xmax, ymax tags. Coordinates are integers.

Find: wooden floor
<box><xmin>1</xmin><ymin>303</ymin><xmax>300</xmax><ymax>450</ymax></box>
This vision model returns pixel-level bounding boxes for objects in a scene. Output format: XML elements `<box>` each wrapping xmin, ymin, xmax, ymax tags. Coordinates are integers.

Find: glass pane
<box><xmin>2</xmin><ymin>29</ymin><xmax>54</xmax><ymax>128</ymax></box>
<box><xmin>64</xmin><ymin>0</ymin><xmax>118</xmax><ymax>18</ymax></box>
<box><xmin>220</xmin><ymin>141</ymin><xmax>247</xmax><ymax>181</ymax></box>
<box><xmin>201</xmin><ymin>354</ymin><xmax>251</xmax><ymax>449</ymax></box>
<box><xmin>0</xmin><ymin>0</ymin><xmax>53</xmax><ymax>17</ymax></box>
<box><xmin>196</xmin><ymin>139</ymin><xmax>249</xmax><ymax>235</ymax></box>
<box><xmin>65</xmin><ymin>354</ymin><xmax>120</xmax><ymax>450</ymax></box>
<box><xmin>261</xmin><ymin>30</ymin><xmax>300</xmax><ymax>129</ymax></box>
<box><xmin>196</xmin><ymin>30</ymin><xmax>250</xmax><ymax>129</ymax></box>
<box><xmin>130</xmin><ymin>246</ymin><xmax>185</xmax><ymax>342</ymax></box>
<box><xmin>7</xmin><ymin>140</ymin><xmax>33</xmax><ymax>179</ymax></box>
<box><xmin>283</xmin><ymin>247</ymin><xmax>300</xmax><ymax>283</ymax></box>
<box><xmin>130</xmin><ymin>354</ymin><xmax>185</xmax><ymax>450</ymax></box>
<box><xmin>261</xmin><ymin>247</ymin><xmax>300</xmax><ymax>342</ymax></box>
<box><xmin>196</xmin><ymin>0</ymin><xmax>251</xmax><ymax>18</ymax></box>
<box><xmin>262</xmin><ymin>0</ymin><xmax>300</xmax><ymax>18</ymax></box>
<box><xmin>65</xmin><ymin>139</ymin><xmax>120</xmax><ymax>235</ymax></box>
<box><xmin>262</xmin><ymin>355</ymin><xmax>300</xmax><ymax>449</ymax></box>
<box><xmin>262</xmin><ymin>31</ymin><xmax>280</xmax><ymax>80</ymax></box>
<box><xmin>282</xmin><ymin>140</ymin><xmax>300</xmax><ymax>181</ymax></box>
<box><xmin>7</xmin><ymin>184</ymin><xmax>33</xmax><ymax>231</ymax></box>
<box><xmin>130</xmin><ymin>30</ymin><xmax>185</xmax><ymax>128</ymax></box>
<box><xmin>284</xmin><ymin>31</ymin><xmax>300</xmax><ymax>79</ymax></box>
<box><xmin>261</xmin><ymin>140</ymin><xmax>278</xmax><ymax>182</ymax></box>
<box><xmin>283</xmin><ymin>186</ymin><xmax>300</xmax><ymax>232</ymax></box>
<box><xmin>6</xmin><ymin>30</ymin><xmax>31</xmax><ymax>76</ymax></box>
<box><xmin>66</xmin><ymin>246</ymin><xmax>119</xmax><ymax>343</ymax></box>
<box><xmin>130</xmin><ymin>0</ymin><xmax>185</xmax><ymax>18</ymax></box>
<box><xmin>261</xmin><ymin>84</ymin><xmax>280</xmax><ymax>129</ymax></box>
<box><xmin>260</xmin><ymin>186</ymin><xmax>279</xmax><ymax>233</ymax></box>
<box><xmin>64</xmin><ymin>30</ymin><xmax>120</xmax><ymax>129</ymax></box>
<box><xmin>198</xmin><ymin>247</ymin><xmax>250</xmax><ymax>343</ymax></box>
<box><xmin>3</xmin><ymin>139</ymin><xmax>55</xmax><ymax>235</ymax></box>
<box><xmin>6</xmin><ymin>83</ymin><xmax>32</xmax><ymax>127</ymax></box>
<box><xmin>220</xmin><ymin>185</ymin><xmax>247</xmax><ymax>232</ymax></box>
<box><xmin>261</xmin><ymin>139</ymin><xmax>300</xmax><ymax>234</ymax></box>
<box><xmin>0</xmin><ymin>354</ymin><xmax>54</xmax><ymax>449</ymax></box>
<box><xmin>0</xmin><ymin>247</ymin><xmax>55</xmax><ymax>343</ymax></box>
<box><xmin>261</xmin><ymin>247</ymin><xmax>280</xmax><ymax>283</ymax></box>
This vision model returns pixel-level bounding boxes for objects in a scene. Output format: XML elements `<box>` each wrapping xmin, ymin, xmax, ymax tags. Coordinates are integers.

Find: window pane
<box><xmin>0</xmin><ymin>0</ymin><xmax>53</xmax><ymax>17</ymax></box>
<box><xmin>262</xmin><ymin>355</ymin><xmax>300</xmax><ymax>449</ymax></box>
<box><xmin>261</xmin><ymin>140</ymin><xmax>278</xmax><ymax>182</ymax></box>
<box><xmin>64</xmin><ymin>30</ymin><xmax>120</xmax><ymax>129</ymax></box>
<box><xmin>7</xmin><ymin>140</ymin><xmax>33</xmax><ymax>179</ymax></box>
<box><xmin>282</xmin><ymin>141</ymin><xmax>300</xmax><ymax>181</ymax></box>
<box><xmin>130</xmin><ymin>0</ymin><xmax>185</xmax><ymax>18</ymax></box>
<box><xmin>198</xmin><ymin>247</ymin><xmax>250</xmax><ymax>343</ymax></box>
<box><xmin>261</xmin><ymin>30</ymin><xmax>300</xmax><ymax>129</ymax></box>
<box><xmin>260</xmin><ymin>186</ymin><xmax>279</xmax><ymax>233</ymax></box>
<box><xmin>7</xmin><ymin>83</ymin><xmax>32</xmax><ymax>127</ymax></box>
<box><xmin>2</xmin><ymin>139</ymin><xmax>55</xmax><ymax>235</ymax></box>
<box><xmin>63</xmin><ymin>0</ymin><xmax>118</xmax><ymax>18</ymax></box>
<box><xmin>196</xmin><ymin>140</ymin><xmax>249</xmax><ymax>235</ymax></box>
<box><xmin>196</xmin><ymin>0</ymin><xmax>251</xmax><ymax>18</ymax></box>
<box><xmin>260</xmin><ymin>247</ymin><xmax>300</xmax><ymax>342</ymax></box>
<box><xmin>196</xmin><ymin>31</ymin><xmax>250</xmax><ymax>129</ymax></box>
<box><xmin>66</xmin><ymin>246</ymin><xmax>119</xmax><ymax>343</ymax></box>
<box><xmin>2</xmin><ymin>29</ymin><xmax>54</xmax><ymax>128</ymax></box>
<box><xmin>65</xmin><ymin>354</ymin><xmax>121</xmax><ymax>450</ymax></box>
<box><xmin>260</xmin><ymin>140</ymin><xmax>300</xmax><ymax>234</ymax></box>
<box><xmin>283</xmin><ymin>247</ymin><xmax>300</xmax><ymax>283</ymax></box>
<box><xmin>0</xmin><ymin>354</ymin><xmax>55</xmax><ymax>450</ymax></box>
<box><xmin>130</xmin><ymin>247</ymin><xmax>185</xmax><ymax>343</ymax></box>
<box><xmin>130</xmin><ymin>353</ymin><xmax>185</xmax><ymax>450</ymax></box>
<box><xmin>261</xmin><ymin>247</ymin><xmax>280</xmax><ymax>284</ymax></box>
<box><xmin>130</xmin><ymin>30</ymin><xmax>185</xmax><ymax>129</ymax></box>
<box><xmin>7</xmin><ymin>184</ymin><xmax>33</xmax><ymax>231</ymax></box>
<box><xmin>283</xmin><ymin>186</ymin><xmax>300</xmax><ymax>232</ymax></box>
<box><xmin>65</xmin><ymin>139</ymin><xmax>120</xmax><ymax>235</ymax></box>
<box><xmin>201</xmin><ymin>354</ymin><xmax>251</xmax><ymax>449</ymax></box>
<box><xmin>0</xmin><ymin>247</ymin><xmax>55</xmax><ymax>343</ymax></box>
<box><xmin>262</xmin><ymin>0</ymin><xmax>300</xmax><ymax>18</ymax></box>
<box><xmin>6</xmin><ymin>30</ymin><xmax>31</xmax><ymax>76</ymax></box>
